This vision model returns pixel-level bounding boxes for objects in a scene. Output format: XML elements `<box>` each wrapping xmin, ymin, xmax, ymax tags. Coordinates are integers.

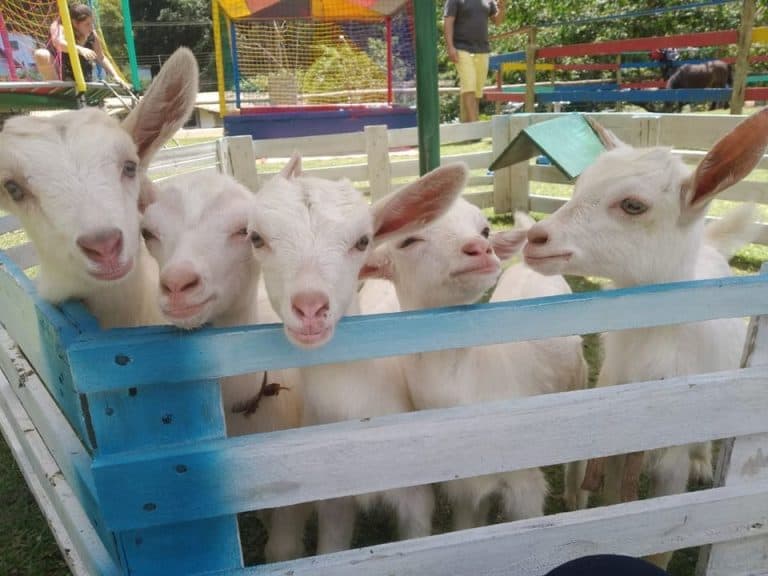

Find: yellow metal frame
<box><xmin>56</xmin><ymin>0</ymin><xmax>87</xmax><ymax>94</ymax></box>
<box><xmin>212</xmin><ymin>0</ymin><xmax>228</xmax><ymax>117</ymax></box>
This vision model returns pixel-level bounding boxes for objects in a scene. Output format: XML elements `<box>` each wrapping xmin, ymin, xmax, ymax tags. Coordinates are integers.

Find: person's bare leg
<box><xmin>462</xmin><ymin>91</ymin><xmax>479</xmax><ymax>122</ymax></box>
<box><xmin>459</xmin><ymin>93</ymin><xmax>468</xmax><ymax>123</ymax></box>
<box><xmin>34</xmin><ymin>49</ymin><xmax>57</xmax><ymax>81</ymax></box>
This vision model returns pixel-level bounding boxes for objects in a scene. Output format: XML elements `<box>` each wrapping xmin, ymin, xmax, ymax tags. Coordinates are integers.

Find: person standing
<box><xmin>444</xmin><ymin>0</ymin><xmax>504</xmax><ymax>123</ymax></box>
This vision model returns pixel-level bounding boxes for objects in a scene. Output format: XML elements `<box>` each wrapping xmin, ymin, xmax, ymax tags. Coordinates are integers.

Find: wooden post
<box><xmin>365</xmin><ymin>125</ymin><xmax>392</xmax><ymax>203</ymax></box>
<box><xmin>615</xmin><ymin>54</ymin><xmax>624</xmax><ymax>112</ymax></box>
<box><xmin>492</xmin><ymin>114</ymin><xmax>530</xmax><ymax>214</ymax></box>
<box><xmin>525</xmin><ymin>27</ymin><xmax>537</xmax><ymax>113</ymax></box>
<box><xmin>698</xmin><ymin>263</ymin><xmax>768</xmax><ymax>575</ymax></box>
<box><xmin>729</xmin><ymin>0</ymin><xmax>756</xmax><ymax>115</ymax></box>
<box><xmin>216</xmin><ymin>136</ymin><xmax>259</xmax><ymax>193</ymax></box>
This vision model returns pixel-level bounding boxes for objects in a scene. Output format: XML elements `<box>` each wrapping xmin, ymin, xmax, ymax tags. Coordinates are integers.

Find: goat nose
<box><xmin>527</xmin><ymin>224</ymin><xmax>549</xmax><ymax>246</ymax></box>
<box><xmin>161</xmin><ymin>266</ymin><xmax>201</xmax><ymax>295</ymax></box>
<box><xmin>291</xmin><ymin>291</ymin><xmax>330</xmax><ymax>320</ymax></box>
<box><xmin>76</xmin><ymin>228</ymin><xmax>123</xmax><ymax>262</ymax></box>
<box><xmin>462</xmin><ymin>238</ymin><xmax>492</xmax><ymax>257</ymax></box>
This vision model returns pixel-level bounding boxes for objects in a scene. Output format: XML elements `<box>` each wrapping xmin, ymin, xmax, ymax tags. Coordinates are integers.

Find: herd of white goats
<box><xmin>2</xmin><ymin>48</ymin><xmax>767</xmax><ymax>568</ymax></box>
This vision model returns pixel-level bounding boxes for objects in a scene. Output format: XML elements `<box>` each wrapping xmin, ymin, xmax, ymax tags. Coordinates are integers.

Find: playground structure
<box><xmin>0</xmin><ymin>0</ymin><xmax>138</xmax><ymax>113</ymax></box>
<box><xmin>2</xmin><ymin>113</ymin><xmax>768</xmax><ymax>575</ymax></box>
<box><xmin>212</xmin><ymin>0</ymin><xmax>420</xmax><ymax>139</ymax></box>
<box><xmin>486</xmin><ymin>20</ymin><xmax>768</xmax><ymax>112</ymax></box>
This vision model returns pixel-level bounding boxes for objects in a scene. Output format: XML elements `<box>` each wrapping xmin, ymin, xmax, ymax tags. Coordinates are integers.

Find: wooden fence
<box><xmin>1</xmin><ymin>113</ymin><xmax>768</xmax><ymax>576</ymax></box>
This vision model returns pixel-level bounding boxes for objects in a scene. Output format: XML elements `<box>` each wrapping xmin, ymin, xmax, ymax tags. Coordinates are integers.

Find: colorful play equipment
<box><xmin>212</xmin><ymin>0</ymin><xmax>419</xmax><ymax>139</ymax></box>
<box><xmin>486</xmin><ymin>0</ymin><xmax>767</xmax><ymax>113</ymax></box>
<box><xmin>0</xmin><ymin>0</ymin><xmax>137</xmax><ymax>113</ymax></box>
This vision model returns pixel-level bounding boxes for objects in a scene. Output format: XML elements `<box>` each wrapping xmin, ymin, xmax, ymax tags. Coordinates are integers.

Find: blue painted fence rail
<box><xmin>66</xmin><ymin>273</ymin><xmax>768</xmax><ymax>392</ymax></box>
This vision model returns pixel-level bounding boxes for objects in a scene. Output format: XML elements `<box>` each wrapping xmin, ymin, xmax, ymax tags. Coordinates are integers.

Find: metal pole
<box><xmin>56</xmin><ymin>0</ymin><xmax>87</xmax><ymax>97</ymax></box>
<box><xmin>212</xmin><ymin>0</ymin><xmax>228</xmax><ymax>118</ymax></box>
<box><xmin>386</xmin><ymin>16</ymin><xmax>393</xmax><ymax>106</ymax></box>
<box><xmin>413</xmin><ymin>0</ymin><xmax>440</xmax><ymax>175</ymax></box>
<box><xmin>120</xmin><ymin>0</ymin><xmax>139</xmax><ymax>90</ymax></box>
<box><xmin>0</xmin><ymin>11</ymin><xmax>18</xmax><ymax>82</ymax></box>
<box><xmin>230</xmin><ymin>20</ymin><xmax>242</xmax><ymax>110</ymax></box>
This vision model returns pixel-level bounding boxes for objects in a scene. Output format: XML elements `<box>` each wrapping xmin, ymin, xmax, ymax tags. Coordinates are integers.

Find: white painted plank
<box><xmin>251</xmin><ymin>131</ymin><xmax>366</xmax><ymax>159</ymax></box>
<box><xmin>301</xmin><ymin>163</ymin><xmax>369</xmax><ymax>182</ymax></box>
<box><xmin>705</xmin><ymin>312</ymin><xmax>768</xmax><ymax>576</ymax></box>
<box><xmin>365</xmin><ymin>125</ymin><xmax>391</xmax><ymax>202</ymax></box>
<box><xmin>92</xmin><ymin>368</ymin><xmax>768</xmax><ymax>526</ymax></box>
<box><xmin>217</xmin><ymin>136</ymin><xmax>259</xmax><ymax>193</ymax></box>
<box><xmin>440</xmin><ymin>120</ymin><xmax>492</xmax><ymax>144</ymax></box>
<box><xmin>6</xmin><ymin>242</ymin><xmax>37</xmax><ymax>269</ymax></box>
<box><xmin>154</xmin><ymin>141</ymin><xmax>217</xmax><ymax>163</ymax></box>
<box><xmin>0</xmin><ymin>371</ymin><xmax>120</xmax><ymax>576</ymax></box>
<box><xmin>658</xmin><ymin>114</ymin><xmax>745</xmax><ymax>150</ymax></box>
<box><xmin>228</xmin><ymin>482</ymin><xmax>768</xmax><ymax>576</ymax></box>
<box><xmin>0</xmin><ymin>214</ymin><xmax>22</xmax><ymax>235</ymax></box>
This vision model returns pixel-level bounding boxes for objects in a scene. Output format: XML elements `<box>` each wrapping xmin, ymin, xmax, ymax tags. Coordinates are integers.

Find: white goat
<box><xmin>0</xmin><ymin>48</ymin><xmax>198</xmax><ymax>328</ymax></box>
<box><xmin>362</xmin><ymin>198</ymin><xmax>588</xmax><ymax>527</ymax></box>
<box><xmin>246</xmin><ymin>156</ymin><xmax>466</xmax><ymax>553</ymax></box>
<box><xmin>141</xmin><ymin>171</ymin><xmax>307</xmax><ymax>561</ymax></box>
<box><xmin>523</xmin><ymin>109</ymin><xmax>768</xmax><ymax>568</ymax></box>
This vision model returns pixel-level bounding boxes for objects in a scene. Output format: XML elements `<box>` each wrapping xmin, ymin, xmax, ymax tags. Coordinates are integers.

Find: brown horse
<box><xmin>666</xmin><ymin>59</ymin><xmax>732</xmax><ymax>111</ymax></box>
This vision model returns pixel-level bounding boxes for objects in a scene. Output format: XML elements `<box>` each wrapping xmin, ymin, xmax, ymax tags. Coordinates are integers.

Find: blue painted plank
<box><xmin>90</xmin><ymin>367</ymin><xmax>768</xmax><ymax>531</ymax></box>
<box><xmin>489</xmin><ymin>50</ymin><xmax>526</xmax><ymax>70</ymax></box>
<box><xmin>0</xmin><ymin>330</ymin><xmax>117</xmax><ymax>559</ymax></box>
<box><xmin>536</xmin><ymin>88</ymin><xmax>732</xmax><ymax>104</ymax></box>
<box><xmin>0</xmin><ymin>253</ymin><xmax>93</xmax><ymax>449</ymax></box>
<box><xmin>116</xmin><ymin>517</ymin><xmax>242</xmax><ymax>575</ymax></box>
<box><xmin>87</xmin><ymin>379</ymin><xmax>227</xmax><ymax>455</ymax></box>
<box><xmin>68</xmin><ymin>274</ymin><xmax>768</xmax><ymax>393</ymax></box>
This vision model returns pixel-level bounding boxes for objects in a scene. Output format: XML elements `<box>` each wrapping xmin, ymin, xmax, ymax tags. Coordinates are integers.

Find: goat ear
<box><xmin>585</xmin><ymin>116</ymin><xmax>627</xmax><ymax>150</ymax></box>
<box><xmin>491</xmin><ymin>229</ymin><xmax>527</xmax><ymax>261</ymax></box>
<box><xmin>683</xmin><ymin>108</ymin><xmax>768</xmax><ymax>212</ymax></box>
<box><xmin>137</xmin><ymin>177</ymin><xmax>157</xmax><ymax>214</ymax></box>
<box><xmin>122</xmin><ymin>47</ymin><xmax>198</xmax><ymax>166</ymax></box>
<box><xmin>371</xmin><ymin>163</ymin><xmax>468</xmax><ymax>243</ymax></box>
<box><xmin>359</xmin><ymin>249</ymin><xmax>394</xmax><ymax>280</ymax></box>
<box><xmin>279</xmin><ymin>152</ymin><xmax>302</xmax><ymax>179</ymax></box>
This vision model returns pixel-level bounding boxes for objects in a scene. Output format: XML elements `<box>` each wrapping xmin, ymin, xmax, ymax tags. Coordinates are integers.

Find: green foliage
<box><xmin>301</xmin><ymin>43</ymin><xmax>386</xmax><ymax>104</ymax></box>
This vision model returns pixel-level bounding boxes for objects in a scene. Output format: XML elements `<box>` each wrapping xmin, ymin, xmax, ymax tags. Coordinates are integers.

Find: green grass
<box><xmin>0</xmin><ymin>436</ymin><xmax>70</xmax><ymax>575</ymax></box>
<box><xmin>1</xmin><ymin>120</ymin><xmax>767</xmax><ymax>574</ymax></box>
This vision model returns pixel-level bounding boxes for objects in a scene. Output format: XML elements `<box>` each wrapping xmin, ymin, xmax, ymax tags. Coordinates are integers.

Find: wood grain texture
<box><xmin>91</xmin><ymin>367</ymin><xmax>768</xmax><ymax>530</ymax></box>
<box><xmin>0</xmin><ymin>368</ymin><xmax>119</xmax><ymax>576</ymax></box>
<box><xmin>0</xmin><ymin>253</ymin><xmax>92</xmax><ymax>448</ymax></box>
<box><xmin>68</xmin><ymin>274</ymin><xmax>768</xmax><ymax>392</ymax></box>
<box><xmin>231</xmin><ymin>481</ymin><xmax>768</xmax><ymax>576</ymax></box>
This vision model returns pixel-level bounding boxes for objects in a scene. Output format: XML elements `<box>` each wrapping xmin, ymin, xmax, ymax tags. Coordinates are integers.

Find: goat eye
<box><xmin>3</xmin><ymin>179</ymin><xmax>25</xmax><ymax>202</ymax></box>
<box><xmin>250</xmin><ymin>232</ymin><xmax>265</xmax><ymax>249</ymax></box>
<box><xmin>354</xmin><ymin>235</ymin><xmax>370</xmax><ymax>251</ymax></box>
<box><xmin>233</xmin><ymin>227</ymin><xmax>248</xmax><ymax>238</ymax></box>
<box><xmin>481</xmin><ymin>227</ymin><xmax>490</xmax><ymax>238</ymax></box>
<box><xmin>140</xmin><ymin>228</ymin><xmax>156</xmax><ymax>242</ymax></box>
<box><xmin>620</xmin><ymin>198</ymin><xmax>648</xmax><ymax>215</ymax></box>
<box><xmin>398</xmin><ymin>236</ymin><xmax>423</xmax><ymax>249</ymax></box>
<box><xmin>123</xmin><ymin>160</ymin><xmax>138</xmax><ymax>178</ymax></box>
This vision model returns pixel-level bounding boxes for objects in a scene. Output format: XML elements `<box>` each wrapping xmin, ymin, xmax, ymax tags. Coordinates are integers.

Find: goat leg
<box><xmin>581</xmin><ymin>457</ymin><xmax>606</xmax><ymax>492</ymax></box>
<box><xmin>620</xmin><ymin>451</ymin><xmax>644</xmax><ymax>502</ymax></box>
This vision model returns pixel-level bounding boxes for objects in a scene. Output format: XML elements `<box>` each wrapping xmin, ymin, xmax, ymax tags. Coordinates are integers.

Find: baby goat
<box><xmin>363</xmin><ymin>199</ymin><xmax>589</xmax><ymax>527</ymax></box>
<box><xmin>141</xmin><ymin>171</ymin><xmax>306</xmax><ymax>562</ymax></box>
<box><xmin>246</xmin><ymin>155</ymin><xmax>466</xmax><ymax>553</ymax></box>
<box><xmin>0</xmin><ymin>47</ymin><xmax>198</xmax><ymax>328</ymax></box>
<box><xmin>524</xmin><ymin>109</ymin><xmax>768</xmax><ymax>568</ymax></box>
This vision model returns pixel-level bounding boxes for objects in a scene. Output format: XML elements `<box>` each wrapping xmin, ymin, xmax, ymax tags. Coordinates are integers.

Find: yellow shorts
<box><xmin>456</xmin><ymin>50</ymin><xmax>490</xmax><ymax>98</ymax></box>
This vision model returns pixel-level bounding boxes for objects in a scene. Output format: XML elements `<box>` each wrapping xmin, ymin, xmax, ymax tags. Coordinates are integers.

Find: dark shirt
<box><xmin>52</xmin><ymin>30</ymin><xmax>96</xmax><ymax>82</ymax></box>
<box><xmin>444</xmin><ymin>0</ymin><xmax>499</xmax><ymax>54</ymax></box>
